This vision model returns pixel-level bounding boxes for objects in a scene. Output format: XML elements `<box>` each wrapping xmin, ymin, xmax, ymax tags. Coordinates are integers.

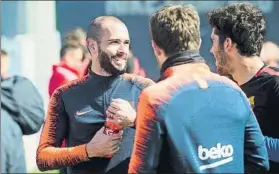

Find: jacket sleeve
<box><xmin>244</xmin><ymin>110</ymin><xmax>270</xmax><ymax>173</ymax></box>
<box><xmin>264</xmin><ymin>136</ymin><xmax>279</xmax><ymax>162</ymax></box>
<box><xmin>36</xmin><ymin>89</ymin><xmax>88</xmax><ymax>171</ymax></box>
<box><xmin>10</xmin><ymin>76</ymin><xmax>45</xmax><ymax>135</ymax></box>
<box><xmin>128</xmin><ymin>91</ymin><xmax>164</xmax><ymax>173</ymax></box>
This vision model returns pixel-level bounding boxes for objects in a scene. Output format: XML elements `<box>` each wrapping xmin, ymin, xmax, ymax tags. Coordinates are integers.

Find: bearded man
<box><xmin>36</xmin><ymin>16</ymin><xmax>154</xmax><ymax>174</ymax></box>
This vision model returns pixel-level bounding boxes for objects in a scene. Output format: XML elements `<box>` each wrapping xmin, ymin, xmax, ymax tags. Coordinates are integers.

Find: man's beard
<box><xmin>98</xmin><ymin>49</ymin><xmax>127</xmax><ymax>76</ymax></box>
<box><xmin>216</xmin><ymin>49</ymin><xmax>233</xmax><ymax>77</ymax></box>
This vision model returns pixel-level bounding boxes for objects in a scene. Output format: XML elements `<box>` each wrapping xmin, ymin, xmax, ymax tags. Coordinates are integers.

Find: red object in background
<box><xmin>133</xmin><ymin>57</ymin><xmax>146</xmax><ymax>77</ymax></box>
<box><xmin>48</xmin><ymin>61</ymin><xmax>86</xmax><ymax>97</ymax></box>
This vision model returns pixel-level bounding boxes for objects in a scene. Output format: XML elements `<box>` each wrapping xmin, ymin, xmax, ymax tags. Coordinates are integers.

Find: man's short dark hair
<box><xmin>1</xmin><ymin>49</ymin><xmax>8</xmax><ymax>56</ymax></box>
<box><xmin>86</xmin><ymin>20</ymin><xmax>102</xmax><ymax>43</ymax></box>
<box><xmin>208</xmin><ymin>3</ymin><xmax>266</xmax><ymax>57</ymax></box>
<box><xmin>149</xmin><ymin>4</ymin><xmax>201</xmax><ymax>56</ymax></box>
<box><xmin>86</xmin><ymin>16</ymin><xmax>124</xmax><ymax>44</ymax></box>
<box><xmin>60</xmin><ymin>43</ymin><xmax>82</xmax><ymax>59</ymax></box>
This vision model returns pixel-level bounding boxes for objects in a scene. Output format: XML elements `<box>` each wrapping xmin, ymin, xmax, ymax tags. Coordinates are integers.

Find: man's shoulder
<box><xmin>267</xmin><ymin>69</ymin><xmax>279</xmax><ymax>85</ymax></box>
<box><xmin>268</xmin><ymin>73</ymin><xmax>279</xmax><ymax>96</ymax></box>
<box><xmin>258</xmin><ymin>65</ymin><xmax>279</xmax><ymax>78</ymax></box>
<box><xmin>142</xmin><ymin>73</ymin><xmax>244</xmax><ymax>106</ymax></box>
<box><xmin>147</xmin><ymin>72</ymin><xmax>241</xmax><ymax>94</ymax></box>
<box><xmin>267</xmin><ymin>66</ymin><xmax>279</xmax><ymax>84</ymax></box>
<box><xmin>8</xmin><ymin>75</ymin><xmax>32</xmax><ymax>84</ymax></box>
<box><xmin>53</xmin><ymin>75</ymin><xmax>91</xmax><ymax>96</ymax></box>
<box><xmin>121</xmin><ymin>73</ymin><xmax>155</xmax><ymax>90</ymax></box>
<box><xmin>3</xmin><ymin>75</ymin><xmax>38</xmax><ymax>92</ymax></box>
<box><xmin>253</xmin><ymin>66</ymin><xmax>279</xmax><ymax>95</ymax></box>
<box><xmin>267</xmin><ymin>65</ymin><xmax>279</xmax><ymax>72</ymax></box>
<box><xmin>139</xmin><ymin>78</ymin><xmax>175</xmax><ymax>108</ymax></box>
<box><xmin>206</xmin><ymin>72</ymin><xmax>241</xmax><ymax>90</ymax></box>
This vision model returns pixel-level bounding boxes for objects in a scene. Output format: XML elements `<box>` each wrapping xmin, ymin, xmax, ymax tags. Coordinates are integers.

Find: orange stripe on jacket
<box><xmin>37</xmin><ymin>76</ymin><xmax>90</xmax><ymax>171</ymax></box>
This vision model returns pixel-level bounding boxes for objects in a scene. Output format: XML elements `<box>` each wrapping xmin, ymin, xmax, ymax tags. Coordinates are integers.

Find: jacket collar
<box><xmin>159</xmin><ymin>50</ymin><xmax>205</xmax><ymax>81</ymax></box>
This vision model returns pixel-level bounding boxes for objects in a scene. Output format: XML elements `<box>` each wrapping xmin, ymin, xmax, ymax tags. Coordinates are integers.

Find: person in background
<box><xmin>208</xmin><ymin>2</ymin><xmax>279</xmax><ymax>171</ymax></box>
<box><xmin>48</xmin><ymin>43</ymin><xmax>85</xmax><ymax>97</ymax></box>
<box><xmin>128</xmin><ymin>4</ymin><xmax>269</xmax><ymax>174</ymax></box>
<box><xmin>65</xmin><ymin>27</ymin><xmax>91</xmax><ymax>73</ymax></box>
<box><xmin>1</xmin><ymin>49</ymin><xmax>45</xmax><ymax>173</ymax></box>
<box><xmin>64</xmin><ymin>27</ymin><xmax>87</xmax><ymax>47</ymax></box>
<box><xmin>260</xmin><ymin>41</ymin><xmax>279</xmax><ymax>68</ymax></box>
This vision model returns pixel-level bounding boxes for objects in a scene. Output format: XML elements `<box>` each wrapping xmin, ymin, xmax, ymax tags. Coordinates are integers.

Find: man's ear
<box><xmin>223</xmin><ymin>37</ymin><xmax>233</xmax><ymax>53</ymax></box>
<box><xmin>87</xmin><ymin>38</ymin><xmax>98</xmax><ymax>54</ymax></box>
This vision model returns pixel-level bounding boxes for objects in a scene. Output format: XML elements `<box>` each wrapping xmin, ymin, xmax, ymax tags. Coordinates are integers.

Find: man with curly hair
<box><xmin>208</xmin><ymin>3</ymin><xmax>279</xmax><ymax>172</ymax></box>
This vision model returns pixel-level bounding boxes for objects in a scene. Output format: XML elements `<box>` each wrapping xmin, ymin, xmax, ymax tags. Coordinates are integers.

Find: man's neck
<box><xmin>232</xmin><ymin>56</ymin><xmax>264</xmax><ymax>85</ymax></box>
<box><xmin>91</xmin><ymin>63</ymin><xmax>111</xmax><ymax>77</ymax></box>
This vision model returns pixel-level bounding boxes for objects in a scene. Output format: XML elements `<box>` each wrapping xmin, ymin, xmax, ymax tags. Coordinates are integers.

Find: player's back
<box><xmin>147</xmin><ymin>64</ymin><xmax>268</xmax><ymax>173</ymax></box>
<box><xmin>163</xmin><ymin>79</ymin><xmax>248</xmax><ymax>173</ymax></box>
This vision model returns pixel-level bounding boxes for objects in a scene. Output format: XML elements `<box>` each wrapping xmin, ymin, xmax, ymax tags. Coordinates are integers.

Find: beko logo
<box><xmin>198</xmin><ymin>143</ymin><xmax>234</xmax><ymax>170</ymax></box>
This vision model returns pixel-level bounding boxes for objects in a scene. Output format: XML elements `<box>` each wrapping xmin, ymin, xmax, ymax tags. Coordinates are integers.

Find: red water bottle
<box><xmin>103</xmin><ymin>115</ymin><xmax>123</xmax><ymax>158</ymax></box>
